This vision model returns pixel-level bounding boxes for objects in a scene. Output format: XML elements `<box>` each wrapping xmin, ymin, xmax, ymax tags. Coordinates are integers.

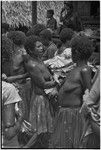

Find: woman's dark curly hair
<box><xmin>59</xmin><ymin>28</ymin><xmax>74</xmax><ymax>44</ymax></box>
<box><xmin>70</xmin><ymin>35</ymin><xmax>94</xmax><ymax>63</ymax></box>
<box><xmin>40</xmin><ymin>29</ymin><xmax>52</xmax><ymax>41</ymax></box>
<box><xmin>24</xmin><ymin>35</ymin><xmax>41</xmax><ymax>56</ymax></box>
<box><xmin>2</xmin><ymin>35</ymin><xmax>13</xmax><ymax>63</ymax></box>
<box><xmin>2</xmin><ymin>23</ymin><xmax>9</xmax><ymax>34</ymax></box>
<box><xmin>26</xmin><ymin>24</ymin><xmax>46</xmax><ymax>37</ymax></box>
<box><xmin>7</xmin><ymin>31</ymin><xmax>26</xmax><ymax>46</ymax></box>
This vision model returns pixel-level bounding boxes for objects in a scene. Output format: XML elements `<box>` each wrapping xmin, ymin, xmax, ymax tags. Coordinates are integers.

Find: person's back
<box><xmin>58</xmin><ymin>67</ymin><xmax>83</xmax><ymax>107</ymax></box>
<box><xmin>58</xmin><ymin>64</ymin><xmax>92</xmax><ymax>107</ymax></box>
<box><xmin>49</xmin><ymin>35</ymin><xmax>93</xmax><ymax>149</ymax></box>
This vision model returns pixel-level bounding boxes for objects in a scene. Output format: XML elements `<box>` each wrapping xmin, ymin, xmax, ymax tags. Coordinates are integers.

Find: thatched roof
<box><xmin>2</xmin><ymin>1</ymin><xmax>64</xmax><ymax>28</ymax></box>
<box><xmin>2</xmin><ymin>1</ymin><xmax>32</xmax><ymax>27</ymax></box>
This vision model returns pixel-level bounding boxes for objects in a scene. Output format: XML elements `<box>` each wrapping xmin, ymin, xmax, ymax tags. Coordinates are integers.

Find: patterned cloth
<box><xmin>80</xmin><ymin>69</ymin><xmax>100</xmax><ymax>148</ymax></box>
<box><xmin>42</xmin><ymin>42</ymin><xmax>58</xmax><ymax>60</ymax></box>
<box><xmin>2</xmin><ymin>81</ymin><xmax>22</xmax><ymax>148</ymax></box>
<box><xmin>2</xmin><ymin>81</ymin><xmax>22</xmax><ymax>105</ymax></box>
<box><xmin>44</xmin><ymin>48</ymin><xmax>74</xmax><ymax>85</ymax></box>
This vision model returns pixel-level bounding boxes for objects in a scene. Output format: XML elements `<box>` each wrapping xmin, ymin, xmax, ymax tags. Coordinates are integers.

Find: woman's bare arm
<box><xmin>6</xmin><ymin>73</ymin><xmax>29</xmax><ymax>83</ymax></box>
<box><xmin>28</xmin><ymin>62</ymin><xmax>56</xmax><ymax>89</ymax></box>
<box><xmin>3</xmin><ymin>103</ymin><xmax>23</xmax><ymax>140</ymax></box>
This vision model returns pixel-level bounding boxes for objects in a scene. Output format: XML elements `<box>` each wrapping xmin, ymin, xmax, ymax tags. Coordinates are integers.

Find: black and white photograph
<box><xmin>1</xmin><ymin>0</ymin><xmax>100</xmax><ymax>149</ymax></box>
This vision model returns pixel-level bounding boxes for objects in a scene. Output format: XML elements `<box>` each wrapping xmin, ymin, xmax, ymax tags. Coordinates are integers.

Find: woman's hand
<box><xmin>83</xmin><ymin>89</ymin><xmax>90</xmax><ymax>102</ymax></box>
<box><xmin>49</xmin><ymin>88</ymin><xmax>58</xmax><ymax>98</ymax></box>
<box><xmin>79</xmin><ymin>89</ymin><xmax>91</xmax><ymax>115</ymax></box>
<box><xmin>2</xmin><ymin>73</ymin><xmax>7</xmax><ymax>81</ymax></box>
<box><xmin>80</xmin><ymin>102</ymin><xmax>91</xmax><ymax>117</ymax></box>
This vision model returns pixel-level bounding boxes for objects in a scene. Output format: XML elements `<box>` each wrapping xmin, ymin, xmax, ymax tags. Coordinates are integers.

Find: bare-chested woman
<box><xmin>23</xmin><ymin>35</ymin><xmax>57</xmax><ymax>148</ymax></box>
<box><xmin>49</xmin><ymin>35</ymin><xmax>94</xmax><ymax>148</ymax></box>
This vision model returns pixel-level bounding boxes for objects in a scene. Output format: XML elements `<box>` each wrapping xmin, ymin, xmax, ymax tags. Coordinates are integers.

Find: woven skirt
<box><xmin>13</xmin><ymin>80</ymin><xmax>31</xmax><ymax>121</ymax></box>
<box><xmin>29</xmin><ymin>93</ymin><xmax>53</xmax><ymax>135</ymax></box>
<box><xmin>81</xmin><ymin>132</ymin><xmax>100</xmax><ymax>149</ymax></box>
<box><xmin>49</xmin><ymin>107</ymin><xmax>85</xmax><ymax>148</ymax></box>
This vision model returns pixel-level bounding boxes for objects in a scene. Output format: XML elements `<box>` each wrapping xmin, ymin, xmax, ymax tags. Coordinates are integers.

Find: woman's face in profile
<box><xmin>35</xmin><ymin>41</ymin><xmax>43</xmax><ymax>56</ymax></box>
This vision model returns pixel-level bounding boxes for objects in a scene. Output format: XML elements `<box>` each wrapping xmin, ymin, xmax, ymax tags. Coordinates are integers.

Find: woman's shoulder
<box><xmin>26</xmin><ymin>59</ymin><xmax>37</xmax><ymax>67</ymax></box>
<box><xmin>25</xmin><ymin>58</ymin><xmax>42</xmax><ymax>72</ymax></box>
<box><xmin>81</xmin><ymin>65</ymin><xmax>92</xmax><ymax>74</ymax></box>
<box><xmin>2</xmin><ymin>81</ymin><xmax>21</xmax><ymax>105</ymax></box>
<box><xmin>70</xmin><ymin>66</ymin><xmax>82</xmax><ymax>75</ymax></box>
<box><xmin>68</xmin><ymin>65</ymin><xmax>91</xmax><ymax>79</ymax></box>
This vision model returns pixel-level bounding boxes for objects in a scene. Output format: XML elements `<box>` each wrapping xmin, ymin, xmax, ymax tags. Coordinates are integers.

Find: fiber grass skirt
<box><xmin>14</xmin><ymin>80</ymin><xmax>31</xmax><ymax>121</ymax></box>
<box><xmin>49</xmin><ymin>107</ymin><xmax>85</xmax><ymax>148</ymax></box>
<box><xmin>29</xmin><ymin>93</ymin><xmax>53</xmax><ymax>135</ymax></box>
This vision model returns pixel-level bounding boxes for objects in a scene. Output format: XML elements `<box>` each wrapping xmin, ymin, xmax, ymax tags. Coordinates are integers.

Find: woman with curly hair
<box><xmin>23</xmin><ymin>35</ymin><xmax>57</xmax><ymax>148</ymax></box>
<box><xmin>26</xmin><ymin>24</ymin><xmax>46</xmax><ymax>37</ymax></box>
<box><xmin>57</xmin><ymin>27</ymin><xmax>74</xmax><ymax>54</ymax></box>
<box><xmin>7</xmin><ymin>31</ymin><xmax>31</xmax><ymax>123</ymax></box>
<box><xmin>2</xmin><ymin>35</ymin><xmax>24</xmax><ymax>148</ymax></box>
<box><xmin>49</xmin><ymin>35</ymin><xmax>94</xmax><ymax>148</ymax></box>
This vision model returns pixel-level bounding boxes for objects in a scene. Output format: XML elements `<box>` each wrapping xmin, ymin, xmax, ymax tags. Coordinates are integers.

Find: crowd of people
<box><xmin>2</xmin><ymin>2</ymin><xmax>100</xmax><ymax>149</ymax></box>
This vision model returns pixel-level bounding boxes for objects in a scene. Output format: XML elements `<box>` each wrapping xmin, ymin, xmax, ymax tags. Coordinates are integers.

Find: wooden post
<box><xmin>32</xmin><ymin>1</ymin><xmax>37</xmax><ymax>26</ymax></box>
<box><xmin>72</xmin><ymin>1</ymin><xmax>78</xmax><ymax>13</ymax></box>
